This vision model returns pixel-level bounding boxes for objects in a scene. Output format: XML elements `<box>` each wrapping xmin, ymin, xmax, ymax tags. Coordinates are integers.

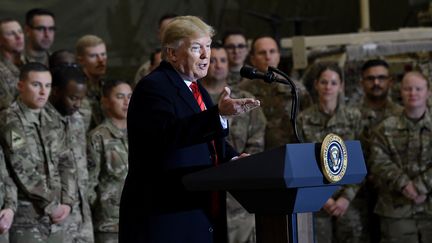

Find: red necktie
<box><xmin>190</xmin><ymin>82</ymin><xmax>220</xmax><ymax>217</ymax></box>
<box><xmin>190</xmin><ymin>82</ymin><xmax>206</xmax><ymax>111</ymax></box>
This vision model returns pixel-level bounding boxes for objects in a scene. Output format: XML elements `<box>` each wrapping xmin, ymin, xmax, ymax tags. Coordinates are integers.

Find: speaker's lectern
<box><xmin>183</xmin><ymin>140</ymin><xmax>366</xmax><ymax>243</ymax></box>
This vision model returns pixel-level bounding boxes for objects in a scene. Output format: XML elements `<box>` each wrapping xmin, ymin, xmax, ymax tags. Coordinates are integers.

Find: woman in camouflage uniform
<box><xmin>297</xmin><ymin>62</ymin><xmax>364</xmax><ymax>243</ymax></box>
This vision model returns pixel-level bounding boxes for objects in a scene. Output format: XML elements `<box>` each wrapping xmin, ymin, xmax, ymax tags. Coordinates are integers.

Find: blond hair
<box><xmin>75</xmin><ymin>34</ymin><xmax>105</xmax><ymax>56</ymax></box>
<box><xmin>161</xmin><ymin>16</ymin><xmax>215</xmax><ymax>59</ymax></box>
<box><xmin>402</xmin><ymin>71</ymin><xmax>430</xmax><ymax>89</ymax></box>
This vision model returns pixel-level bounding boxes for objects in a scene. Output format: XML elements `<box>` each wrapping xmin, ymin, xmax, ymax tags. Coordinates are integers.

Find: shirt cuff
<box><xmin>219</xmin><ymin>115</ymin><xmax>228</xmax><ymax>129</ymax></box>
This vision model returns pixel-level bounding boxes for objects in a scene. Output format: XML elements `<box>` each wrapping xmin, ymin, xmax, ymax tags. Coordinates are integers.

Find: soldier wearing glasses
<box><xmin>222</xmin><ymin>30</ymin><xmax>249</xmax><ymax>86</ymax></box>
<box><xmin>353</xmin><ymin>59</ymin><xmax>404</xmax><ymax>242</ymax></box>
<box><xmin>24</xmin><ymin>8</ymin><xmax>56</xmax><ymax>67</ymax></box>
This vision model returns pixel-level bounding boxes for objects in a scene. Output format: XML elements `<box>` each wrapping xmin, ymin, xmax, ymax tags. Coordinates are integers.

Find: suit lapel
<box><xmin>161</xmin><ymin>61</ymin><xmax>201</xmax><ymax>113</ymax></box>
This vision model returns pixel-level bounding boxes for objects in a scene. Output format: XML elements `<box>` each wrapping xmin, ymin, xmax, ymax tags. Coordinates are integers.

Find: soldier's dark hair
<box><xmin>361</xmin><ymin>59</ymin><xmax>389</xmax><ymax>74</ymax></box>
<box><xmin>25</xmin><ymin>8</ymin><xmax>55</xmax><ymax>26</ymax></box>
<box><xmin>49</xmin><ymin>49</ymin><xmax>77</xmax><ymax>69</ymax></box>
<box><xmin>158</xmin><ymin>13</ymin><xmax>178</xmax><ymax>28</ymax></box>
<box><xmin>250</xmin><ymin>35</ymin><xmax>280</xmax><ymax>56</ymax></box>
<box><xmin>221</xmin><ymin>28</ymin><xmax>246</xmax><ymax>45</ymax></box>
<box><xmin>315</xmin><ymin>62</ymin><xmax>344</xmax><ymax>82</ymax></box>
<box><xmin>19</xmin><ymin>62</ymin><xmax>49</xmax><ymax>81</ymax></box>
<box><xmin>102</xmin><ymin>79</ymin><xmax>130</xmax><ymax>97</ymax></box>
<box><xmin>211</xmin><ymin>40</ymin><xmax>224</xmax><ymax>49</ymax></box>
<box><xmin>51</xmin><ymin>66</ymin><xmax>86</xmax><ymax>90</ymax></box>
<box><xmin>150</xmin><ymin>48</ymin><xmax>162</xmax><ymax>66</ymax></box>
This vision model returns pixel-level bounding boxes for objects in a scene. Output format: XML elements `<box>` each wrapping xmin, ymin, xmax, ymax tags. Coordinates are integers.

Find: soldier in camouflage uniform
<box><xmin>237</xmin><ymin>36</ymin><xmax>312</xmax><ymax>149</ymax></box>
<box><xmin>49</xmin><ymin>66</ymin><xmax>94</xmax><ymax>243</ymax></box>
<box><xmin>370</xmin><ymin>71</ymin><xmax>432</xmax><ymax>243</ymax></box>
<box><xmin>201</xmin><ymin>43</ymin><xmax>267</xmax><ymax>243</ymax></box>
<box><xmin>297</xmin><ymin>63</ymin><xmax>363</xmax><ymax>243</ymax></box>
<box><xmin>0</xmin><ymin>63</ymin><xmax>76</xmax><ymax>243</ymax></box>
<box><xmin>76</xmin><ymin>35</ymin><xmax>107</xmax><ymax>131</ymax></box>
<box><xmin>0</xmin><ymin>146</ymin><xmax>17</xmax><ymax>243</ymax></box>
<box><xmin>356</xmin><ymin>59</ymin><xmax>403</xmax><ymax>243</ymax></box>
<box><xmin>222</xmin><ymin>30</ymin><xmax>249</xmax><ymax>86</ymax></box>
<box><xmin>0</xmin><ymin>18</ymin><xmax>26</xmax><ymax>111</ymax></box>
<box><xmin>87</xmin><ymin>79</ymin><xmax>131</xmax><ymax>243</ymax></box>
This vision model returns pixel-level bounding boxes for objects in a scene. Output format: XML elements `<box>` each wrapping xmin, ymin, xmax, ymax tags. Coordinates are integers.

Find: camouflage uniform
<box><xmin>0</xmin><ymin>99</ymin><xmax>76</xmax><ymax>243</ymax></box>
<box><xmin>237</xmin><ymin>78</ymin><xmax>312</xmax><ymax>149</ymax></box>
<box><xmin>207</xmin><ymin>86</ymin><xmax>267</xmax><ymax>243</ymax></box>
<box><xmin>51</xmin><ymin>103</ymin><xmax>94</xmax><ymax>243</ymax></box>
<box><xmin>25</xmin><ymin>51</ymin><xmax>49</xmax><ymax>67</ymax></box>
<box><xmin>0</xmin><ymin>145</ymin><xmax>18</xmax><ymax>243</ymax></box>
<box><xmin>87</xmin><ymin>119</ymin><xmax>128</xmax><ymax>243</ymax></box>
<box><xmin>356</xmin><ymin>98</ymin><xmax>403</xmax><ymax>243</ymax></box>
<box><xmin>297</xmin><ymin>104</ymin><xmax>362</xmax><ymax>243</ymax></box>
<box><xmin>0</xmin><ymin>54</ymin><xmax>22</xmax><ymax>111</ymax></box>
<box><xmin>370</xmin><ymin>110</ymin><xmax>432</xmax><ymax>243</ymax></box>
<box><xmin>227</xmin><ymin>71</ymin><xmax>241</xmax><ymax>87</ymax></box>
<box><xmin>80</xmin><ymin>80</ymin><xmax>104</xmax><ymax>131</ymax></box>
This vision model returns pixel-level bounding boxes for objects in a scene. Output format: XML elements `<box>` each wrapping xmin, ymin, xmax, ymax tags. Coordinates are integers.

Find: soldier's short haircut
<box><xmin>102</xmin><ymin>79</ymin><xmax>130</xmax><ymax>97</ymax></box>
<box><xmin>0</xmin><ymin>17</ymin><xmax>18</xmax><ymax>26</ymax></box>
<box><xmin>19</xmin><ymin>62</ymin><xmax>49</xmax><ymax>81</ymax></box>
<box><xmin>25</xmin><ymin>8</ymin><xmax>55</xmax><ymax>26</ymax></box>
<box><xmin>158</xmin><ymin>13</ymin><xmax>178</xmax><ymax>28</ymax></box>
<box><xmin>211</xmin><ymin>40</ymin><xmax>224</xmax><ymax>49</ymax></box>
<box><xmin>161</xmin><ymin>16</ymin><xmax>215</xmax><ymax>60</ymax></box>
<box><xmin>315</xmin><ymin>62</ymin><xmax>344</xmax><ymax>82</ymax></box>
<box><xmin>221</xmin><ymin>28</ymin><xmax>246</xmax><ymax>45</ymax></box>
<box><xmin>250</xmin><ymin>36</ymin><xmax>280</xmax><ymax>56</ymax></box>
<box><xmin>361</xmin><ymin>59</ymin><xmax>389</xmax><ymax>74</ymax></box>
<box><xmin>76</xmin><ymin>35</ymin><xmax>105</xmax><ymax>56</ymax></box>
<box><xmin>51</xmin><ymin>66</ymin><xmax>87</xmax><ymax>90</ymax></box>
<box><xmin>49</xmin><ymin>49</ymin><xmax>77</xmax><ymax>69</ymax></box>
<box><xmin>0</xmin><ymin>18</ymin><xmax>19</xmax><ymax>34</ymax></box>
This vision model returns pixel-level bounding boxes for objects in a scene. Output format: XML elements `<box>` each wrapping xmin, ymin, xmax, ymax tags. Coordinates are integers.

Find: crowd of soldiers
<box><xmin>0</xmin><ymin>7</ymin><xmax>431</xmax><ymax>243</ymax></box>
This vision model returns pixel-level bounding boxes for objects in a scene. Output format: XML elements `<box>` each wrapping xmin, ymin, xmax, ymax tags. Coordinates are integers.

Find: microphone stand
<box><xmin>267</xmin><ymin>66</ymin><xmax>303</xmax><ymax>143</ymax></box>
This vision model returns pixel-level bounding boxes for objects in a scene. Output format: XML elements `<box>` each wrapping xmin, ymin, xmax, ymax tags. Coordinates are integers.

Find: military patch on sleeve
<box><xmin>11</xmin><ymin>130</ymin><xmax>25</xmax><ymax>149</ymax></box>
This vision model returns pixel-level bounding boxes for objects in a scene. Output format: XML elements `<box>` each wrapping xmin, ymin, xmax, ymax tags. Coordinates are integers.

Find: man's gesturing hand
<box><xmin>218</xmin><ymin>87</ymin><xmax>260</xmax><ymax>116</ymax></box>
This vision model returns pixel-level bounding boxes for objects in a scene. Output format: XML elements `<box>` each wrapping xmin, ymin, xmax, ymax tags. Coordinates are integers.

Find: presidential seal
<box><xmin>320</xmin><ymin>133</ymin><xmax>348</xmax><ymax>183</ymax></box>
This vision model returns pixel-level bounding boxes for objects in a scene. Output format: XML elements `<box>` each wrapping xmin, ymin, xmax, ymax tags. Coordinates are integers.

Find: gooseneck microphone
<box><xmin>240</xmin><ymin>66</ymin><xmax>276</xmax><ymax>83</ymax></box>
<box><xmin>240</xmin><ymin>65</ymin><xmax>303</xmax><ymax>143</ymax></box>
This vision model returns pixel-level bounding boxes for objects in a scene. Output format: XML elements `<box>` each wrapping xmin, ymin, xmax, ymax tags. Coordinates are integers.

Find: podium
<box><xmin>183</xmin><ymin>141</ymin><xmax>366</xmax><ymax>243</ymax></box>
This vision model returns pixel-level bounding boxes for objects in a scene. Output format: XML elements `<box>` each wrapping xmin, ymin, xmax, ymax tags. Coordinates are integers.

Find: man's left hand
<box><xmin>218</xmin><ymin>87</ymin><xmax>260</xmax><ymax>116</ymax></box>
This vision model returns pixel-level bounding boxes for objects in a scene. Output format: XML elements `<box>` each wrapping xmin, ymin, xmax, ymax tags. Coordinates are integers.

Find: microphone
<box><xmin>240</xmin><ymin>66</ymin><xmax>287</xmax><ymax>84</ymax></box>
<box><xmin>239</xmin><ymin>65</ymin><xmax>303</xmax><ymax>143</ymax></box>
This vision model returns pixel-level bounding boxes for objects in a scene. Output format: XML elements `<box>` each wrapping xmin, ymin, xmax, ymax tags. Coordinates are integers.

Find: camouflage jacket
<box><xmin>370</xmin><ymin>110</ymin><xmax>432</xmax><ymax>218</ymax></box>
<box><xmin>87</xmin><ymin>118</ymin><xmax>128</xmax><ymax>233</ymax></box>
<box><xmin>80</xmin><ymin>79</ymin><xmax>104</xmax><ymax>131</ymax></box>
<box><xmin>0</xmin><ymin>147</ymin><xmax>17</xmax><ymax>212</ymax></box>
<box><xmin>357</xmin><ymin>98</ymin><xmax>403</xmax><ymax>167</ymax></box>
<box><xmin>226</xmin><ymin>70</ymin><xmax>241</xmax><ymax>87</ymax></box>
<box><xmin>0</xmin><ymin>99</ymin><xmax>76</xmax><ymax>225</ymax></box>
<box><xmin>298</xmin><ymin>104</ymin><xmax>362</xmax><ymax>201</ymax></box>
<box><xmin>238</xmin><ymin>78</ymin><xmax>312</xmax><ymax>149</ymax></box>
<box><xmin>0</xmin><ymin>54</ymin><xmax>22</xmax><ymax>111</ymax></box>
<box><xmin>207</xmin><ymin>87</ymin><xmax>267</xmax><ymax>154</ymax></box>
<box><xmin>49</xmin><ymin>103</ymin><xmax>91</xmax><ymax>208</ymax></box>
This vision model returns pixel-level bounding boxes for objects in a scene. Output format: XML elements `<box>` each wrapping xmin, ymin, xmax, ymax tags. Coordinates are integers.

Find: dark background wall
<box><xmin>1</xmin><ymin>0</ymin><xmax>429</xmax><ymax>80</ymax></box>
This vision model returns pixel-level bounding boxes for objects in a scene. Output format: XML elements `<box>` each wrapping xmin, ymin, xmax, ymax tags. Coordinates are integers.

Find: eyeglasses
<box><xmin>224</xmin><ymin>44</ymin><xmax>247</xmax><ymax>50</ymax></box>
<box><xmin>30</xmin><ymin>25</ymin><xmax>56</xmax><ymax>32</ymax></box>
<box><xmin>363</xmin><ymin>75</ymin><xmax>390</xmax><ymax>82</ymax></box>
